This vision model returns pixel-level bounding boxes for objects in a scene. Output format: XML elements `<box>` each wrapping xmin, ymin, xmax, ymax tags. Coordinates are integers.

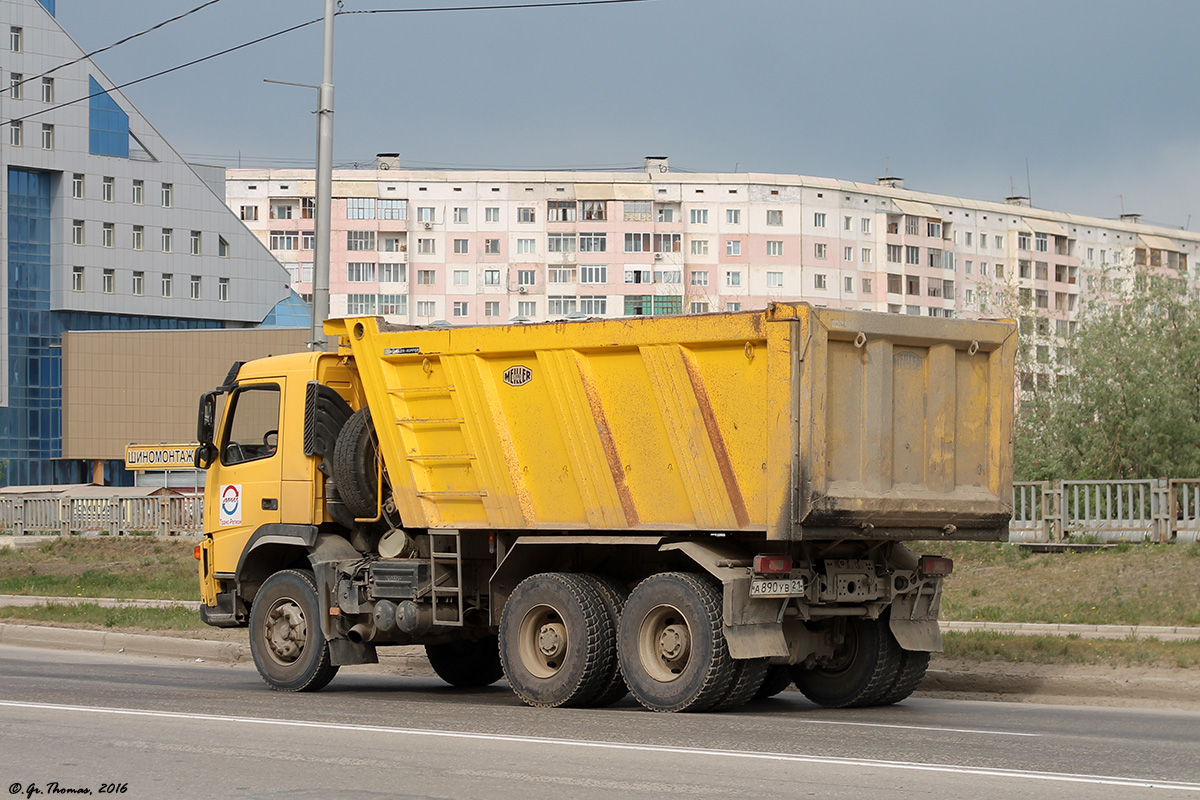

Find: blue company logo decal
<box><xmin>221</xmin><ymin>485</ymin><xmax>240</xmax><ymax>515</ymax></box>
<box><xmin>503</xmin><ymin>365</ymin><xmax>532</xmax><ymax>387</ymax></box>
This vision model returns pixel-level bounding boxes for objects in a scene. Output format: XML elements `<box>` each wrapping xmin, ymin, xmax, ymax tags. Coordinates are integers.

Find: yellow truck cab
<box><xmin>195</xmin><ymin>304</ymin><xmax>1016</xmax><ymax>710</ymax></box>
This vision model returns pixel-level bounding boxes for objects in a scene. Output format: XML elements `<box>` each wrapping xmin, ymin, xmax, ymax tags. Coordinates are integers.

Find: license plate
<box><xmin>749</xmin><ymin>577</ymin><xmax>806</xmax><ymax>597</ymax></box>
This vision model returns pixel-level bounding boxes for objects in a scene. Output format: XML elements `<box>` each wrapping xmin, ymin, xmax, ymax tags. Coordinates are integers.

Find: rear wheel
<box><xmin>249</xmin><ymin>569</ymin><xmax>339</xmax><ymax>692</ymax></box>
<box><xmin>712</xmin><ymin>657</ymin><xmax>769</xmax><ymax>710</ymax></box>
<box><xmin>426</xmin><ymin>635</ymin><xmax>504</xmax><ymax>688</ymax></box>
<box><xmin>874</xmin><ymin>649</ymin><xmax>931</xmax><ymax>705</ymax></box>
<box><xmin>577</xmin><ymin>574</ymin><xmax>630</xmax><ymax>707</ymax></box>
<box><xmin>790</xmin><ymin>617</ymin><xmax>901</xmax><ymax>708</ymax></box>
<box><xmin>754</xmin><ymin>664</ymin><xmax>794</xmax><ymax>700</ymax></box>
<box><xmin>617</xmin><ymin>572</ymin><xmax>736</xmax><ymax>713</ymax></box>
<box><xmin>499</xmin><ymin>573</ymin><xmax>615</xmax><ymax>708</ymax></box>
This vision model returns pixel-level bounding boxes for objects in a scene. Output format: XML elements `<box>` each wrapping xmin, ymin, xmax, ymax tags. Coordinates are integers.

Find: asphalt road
<box><xmin>0</xmin><ymin>645</ymin><xmax>1197</xmax><ymax>800</ymax></box>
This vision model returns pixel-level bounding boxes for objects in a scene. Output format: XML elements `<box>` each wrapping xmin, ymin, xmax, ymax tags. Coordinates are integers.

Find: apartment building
<box><xmin>226</xmin><ymin>157</ymin><xmax>1200</xmax><ymax>386</ymax></box>
<box><xmin>0</xmin><ymin>0</ymin><xmax>302</xmax><ymax>485</ymax></box>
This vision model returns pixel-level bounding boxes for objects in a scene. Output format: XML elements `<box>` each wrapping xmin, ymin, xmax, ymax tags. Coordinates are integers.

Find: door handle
<box><xmin>262</xmin><ymin>498</ymin><xmax>278</xmax><ymax>511</ymax></box>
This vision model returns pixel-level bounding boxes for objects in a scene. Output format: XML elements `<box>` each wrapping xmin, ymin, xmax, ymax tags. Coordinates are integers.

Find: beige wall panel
<box><xmin>63</xmin><ymin>328</ymin><xmax>310</xmax><ymax>460</ymax></box>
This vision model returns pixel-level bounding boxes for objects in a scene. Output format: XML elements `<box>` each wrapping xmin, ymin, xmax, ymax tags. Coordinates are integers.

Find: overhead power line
<box><xmin>3</xmin><ymin>0</ymin><xmax>657</xmax><ymax>127</ymax></box>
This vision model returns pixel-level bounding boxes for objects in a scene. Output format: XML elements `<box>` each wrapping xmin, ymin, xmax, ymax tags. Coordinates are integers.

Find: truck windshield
<box><xmin>221</xmin><ymin>384</ymin><xmax>281</xmax><ymax>466</ymax></box>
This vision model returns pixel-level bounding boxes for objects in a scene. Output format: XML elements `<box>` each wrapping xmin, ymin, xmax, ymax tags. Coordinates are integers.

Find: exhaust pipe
<box><xmin>347</xmin><ymin>623</ymin><xmax>373</xmax><ymax>644</ymax></box>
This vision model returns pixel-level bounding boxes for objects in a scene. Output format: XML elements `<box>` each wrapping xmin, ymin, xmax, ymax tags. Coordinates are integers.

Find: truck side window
<box><xmin>221</xmin><ymin>384</ymin><xmax>281</xmax><ymax>466</ymax></box>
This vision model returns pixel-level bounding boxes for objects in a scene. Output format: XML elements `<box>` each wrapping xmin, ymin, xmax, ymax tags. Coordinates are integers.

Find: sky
<box><xmin>53</xmin><ymin>0</ymin><xmax>1200</xmax><ymax>229</ymax></box>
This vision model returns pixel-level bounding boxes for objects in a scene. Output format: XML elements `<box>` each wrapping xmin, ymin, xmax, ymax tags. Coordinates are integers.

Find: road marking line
<box><xmin>1</xmin><ymin>700</ymin><xmax>1197</xmax><ymax>792</ymax></box>
<box><xmin>794</xmin><ymin>718</ymin><xmax>1039</xmax><ymax>737</ymax></box>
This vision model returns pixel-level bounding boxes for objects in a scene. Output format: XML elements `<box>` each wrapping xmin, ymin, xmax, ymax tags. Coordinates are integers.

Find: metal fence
<box><xmin>0</xmin><ymin>496</ymin><xmax>203</xmax><ymax>537</ymax></box>
<box><xmin>1011</xmin><ymin>479</ymin><xmax>1200</xmax><ymax>544</ymax></box>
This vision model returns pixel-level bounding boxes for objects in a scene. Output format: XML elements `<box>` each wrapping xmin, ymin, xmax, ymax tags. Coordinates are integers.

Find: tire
<box><xmin>426</xmin><ymin>635</ymin><xmax>504</xmax><ymax>688</ymax></box>
<box><xmin>617</xmin><ymin>572</ymin><xmax>736</xmax><ymax>713</ymax></box>
<box><xmin>712</xmin><ymin>657</ymin><xmax>769</xmax><ymax>711</ymax></box>
<box><xmin>754</xmin><ymin>664</ymin><xmax>794</xmax><ymax>700</ymax></box>
<box><xmin>249</xmin><ymin>569</ymin><xmax>339</xmax><ymax>692</ymax></box>
<box><xmin>874</xmin><ymin>649</ymin><xmax>930</xmax><ymax>706</ymax></box>
<box><xmin>499</xmin><ymin>573</ymin><xmax>616</xmax><ymax>708</ymax></box>
<box><xmin>789</xmin><ymin>617</ymin><xmax>902</xmax><ymax>708</ymax></box>
<box><xmin>332</xmin><ymin>407</ymin><xmax>380</xmax><ymax>520</ymax></box>
<box><xmin>577</xmin><ymin>574</ymin><xmax>630</xmax><ymax>707</ymax></box>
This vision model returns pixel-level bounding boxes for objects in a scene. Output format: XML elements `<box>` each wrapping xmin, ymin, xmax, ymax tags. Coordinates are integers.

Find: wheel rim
<box><xmin>517</xmin><ymin>603</ymin><xmax>569</xmax><ymax>679</ymax></box>
<box><xmin>818</xmin><ymin>621</ymin><xmax>860</xmax><ymax>675</ymax></box>
<box><xmin>637</xmin><ymin>603</ymin><xmax>691</xmax><ymax>682</ymax></box>
<box><xmin>263</xmin><ymin>598</ymin><xmax>308</xmax><ymax>666</ymax></box>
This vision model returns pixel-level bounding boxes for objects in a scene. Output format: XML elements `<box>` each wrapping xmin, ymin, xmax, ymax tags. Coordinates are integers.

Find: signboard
<box><xmin>125</xmin><ymin>443</ymin><xmax>198</xmax><ymax>471</ymax></box>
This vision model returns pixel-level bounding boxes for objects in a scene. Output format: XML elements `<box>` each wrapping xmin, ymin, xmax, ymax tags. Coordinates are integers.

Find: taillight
<box><xmin>753</xmin><ymin>554</ymin><xmax>793</xmax><ymax>575</ymax></box>
<box><xmin>194</xmin><ymin>544</ymin><xmax>203</xmax><ymax>561</ymax></box>
<box><xmin>919</xmin><ymin>555</ymin><xmax>953</xmax><ymax>577</ymax></box>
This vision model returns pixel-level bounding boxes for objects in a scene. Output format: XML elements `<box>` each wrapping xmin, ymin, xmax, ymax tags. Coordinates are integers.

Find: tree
<box><xmin>1015</xmin><ymin>269</ymin><xmax>1200</xmax><ymax>480</ymax></box>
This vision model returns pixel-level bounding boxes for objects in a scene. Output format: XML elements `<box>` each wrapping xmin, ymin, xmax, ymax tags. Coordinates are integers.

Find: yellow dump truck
<box><xmin>194</xmin><ymin>304</ymin><xmax>1016</xmax><ymax>712</ymax></box>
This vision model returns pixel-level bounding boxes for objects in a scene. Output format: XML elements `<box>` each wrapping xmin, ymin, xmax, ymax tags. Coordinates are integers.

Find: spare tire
<box><xmin>331</xmin><ymin>408</ymin><xmax>381</xmax><ymax>520</ymax></box>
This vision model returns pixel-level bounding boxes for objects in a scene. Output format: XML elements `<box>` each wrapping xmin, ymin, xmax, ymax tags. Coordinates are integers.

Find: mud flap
<box><xmin>329</xmin><ymin>638</ymin><xmax>378</xmax><ymax>667</ymax></box>
<box><xmin>723</xmin><ymin>621</ymin><xmax>790</xmax><ymax>660</ymax></box>
<box><xmin>889</xmin><ymin>582</ymin><xmax>944</xmax><ymax>652</ymax></box>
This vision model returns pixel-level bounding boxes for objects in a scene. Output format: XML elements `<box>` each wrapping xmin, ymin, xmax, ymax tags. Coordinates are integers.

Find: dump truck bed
<box><xmin>327</xmin><ymin>303</ymin><xmax>1016</xmax><ymax>540</ymax></box>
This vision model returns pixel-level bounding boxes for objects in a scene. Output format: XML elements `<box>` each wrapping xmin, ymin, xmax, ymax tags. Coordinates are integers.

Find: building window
<box><xmin>580</xmin><ymin>200</ymin><xmax>606</xmax><ymax>221</ymax></box>
<box><xmin>516</xmin><ymin>238</ymin><xmax>536</xmax><ymax>255</ymax></box>
<box><xmin>131</xmin><ymin>179</ymin><xmax>144</xmax><ymax>205</ymax></box>
<box><xmin>518</xmin><ymin>301</ymin><xmax>537</xmax><ymax>318</ymax></box>
<box><xmin>813</xmin><ymin>212</ymin><xmax>826</xmax><ymax>228</ymax></box>
<box><xmin>928</xmin><ymin>248</ymin><xmax>943</xmax><ymax>268</ymax></box>
<box><xmin>416</xmin><ymin>301</ymin><xmax>436</xmax><ymax>317</ymax></box>
<box><xmin>190</xmin><ymin>275</ymin><xmax>202</xmax><ymax>300</ymax></box>
<box><xmin>484</xmin><ymin>269</ymin><xmax>501</xmax><ymax>286</ymax></box>
<box><xmin>814</xmin><ymin>243</ymin><xmax>827</xmax><ymax>259</ymax></box>
<box><xmin>161</xmin><ymin>183</ymin><xmax>173</xmax><ymax>208</ymax></box>
<box><xmin>417</xmin><ymin>238</ymin><xmax>435</xmax><ymax>255</ymax></box>
<box><xmin>416</xmin><ymin>207</ymin><xmax>435</xmax><ymax>223</ymax></box>
<box><xmin>453</xmin><ymin>301</ymin><xmax>469</xmax><ymax>317</ymax></box>
<box><xmin>767</xmin><ymin>209</ymin><xmax>783</xmax><ymax>226</ymax></box>
<box><xmin>381</xmin><ymin>236</ymin><xmax>404</xmax><ymax>253</ymax></box>
<box><xmin>690</xmin><ymin>208</ymin><xmax>708</xmax><ymax>224</ymax></box>
<box><xmin>518</xmin><ymin>270</ymin><xmax>536</xmax><ymax>286</ymax></box>
<box><xmin>517</xmin><ymin>207</ymin><xmax>536</xmax><ymax>223</ymax></box>
<box><xmin>690</xmin><ymin>270</ymin><xmax>709</xmax><ymax>286</ymax></box>
<box><xmin>690</xmin><ymin>301</ymin><xmax>710</xmax><ymax>314</ymax></box>
<box><xmin>190</xmin><ymin>230</ymin><xmax>202</xmax><ymax>255</ymax></box>
<box><xmin>347</xmin><ymin>262</ymin><xmax>376</xmax><ymax>282</ymax></box>
<box><xmin>485</xmin><ymin>207</ymin><xmax>500</xmax><ymax>223</ymax></box>
<box><xmin>132</xmin><ymin>225</ymin><xmax>144</xmax><ymax>251</ymax></box>
<box><xmin>72</xmin><ymin>220</ymin><xmax>84</xmax><ymax>246</ymax></box>
<box><xmin>132</xmin><ymin>271</ymin><xmax>144</xmax><ymax>296</ymax></box>
<box><xmin>767</xmin><ymin>271</ymin><xmax>783</xmax><ymax>287</ymax></box>
<box><xmin>240</xmin><ymin>205</ymin><xmax>258</xmax><ymax>221</ymax></box>
<box><xmin>767</xmin><ymin>240</ymin><xmax>783</xmax><ymax>257</ymax></box>
<box><xmin>862</xmin><ymin>247</ymin><xmax>872</xmax><ymax>264</ymax></box>
<box><xmin>1018</xmin><ymin>233</ymin><xmax>1031</xmax><ymax>251</ymax></box>
<box><xmin>625</xmin><ymin>268</ymin><xmax>651</xmax><ymax>284</ymax></box>
<box><xmin>887</xmin><ymin>273</ymin><xmax>902</xmax><ymax>294</ymax></box>
<box><xmin>270</xmin><ymin>203</ymin><xmax>293</xmax><ymax>220</ymax></box>
<box><xmin>655</xmin><ymin>206</ymin><xmax>674</xmax><ymax>223</ymax></box>
<box><xmin>726</xmin><ymin>271</ymin><xmax>742</xmax><ymax>287</ymax></box>
<box><xmin>346</xmin><ymin>294</ymin><xmax>377</xmax><ymax>315</ymax></box>
<box><xmin>72</xmin><ymin>173</ymin><xmax>84</xmax><ymax>199</ymax></box>
<box><xmin>379</xmin><ymin>200</ymin><xmax>408</xmax><ymax>221</ymax></box>
<box><xmin>453</xmin><ymin>238</ymin><xmax>469</xmax><ymax>254</ymax></box>
<box><xmin>453</xmin><ymin>269</ymin><xmax>469</xmax><ymax>286</ymax></box>
<box><xmin>269</xmin><ymin>230</ymin><xmax>297</xmax><ymax>250</ymax></box>
<box><xmin>906</xmin><ymin>276</ymin><xmax>920</xmax><ymax>296</ymax></box>
<box><xmin>102</xmin><ymin>176</ymin><xmax>114</xmax><ymax>202</ymax></box>
<box><xmin>297</xmin><ymin>230</ymin><xmax>314</xmax><ymax>250</ymax></box>
<box><xmin>8</xmin><ymin>72</ymin><xmax>22</xmax><ymax>100</ymax></box>
<box><xmin>579</xmin><ymin>233</ymin><xmax>606</xmax><ymax>252</ymax></box>
<box><xmin>218</xmin><ymin>237</ymin><xmax>229</xmax><ymax>257</ymax></box>
<box><xmin>927</xmin><ymin>221</ymin><xmax>942</xmax><ymax>238</ymax></box>
<box><xmin>347</xmin><ymin>231</ymin><xmax>376</xmax><ymax>251</ymax></box>
<box><xmin>301</xmin><ymin>197</ymin><xmax>315</xmax><ymax>219</ymax></box>
<box><xmin>161</xmin><ymin>228</ymin><xmax>174</xmax><ymax>252</ymax></box>
<box><xmin>1035</xmin><ymin>232</ymin><xmax>1048</xmax><ymax>252</ymax></box>
<box><xmin>905</xmin><ymin>215</ymin><xmax>919</xmax><ymax>235</ymax></box>
<box><xmin>861</xmin><ymin>218</ymin><xmax>872</xmax><ymax>234</ymax></box>
<box><xmin>548</xmin><ymin>233</ymin><xmax>577</xmax><ymax>253</ymax></box>
<box><xmin>102</xmin><ymin>268</ymin><xmax>115</xmax><ymax>294</ymax></box>
<box><xmin>726</xmin><ymin>302</ymin><xmax>741</xmax><ymax>312</ymax></box>
<box><xmin>887</xmin><ymin>244</ymin><xmax>902</xmax><ymax>263</ymax></box>
<box><xmin>580</xmin><ymin>265</ymin><xmax>607</xmax><ymax>284</ymax></box>
<box><xmin>862</xmin><ymin>277</ymin><xmax>872</xmax><ymax>293</ymax></box>
<box><xmin>549</xmin><ymin>266</ymin><xmax>576</xmax><ymax>283</ymax></box>
<box><xmin>725</xmin><ymin>209</ymin><xmax>741</xmax><ymax>224</ymax></box>
<box><xmin>452</xmin><ymin>207</ymin><xmax>468</xmax><ymax>224</ymax></box>
<box><xmin>380</xmin><ymin>263</ymin><xmax>405</xmax><ymax>283</ymax></box>
<box><xmin>347</xmin><ymin>198</ymin><xmax>376</xmax><ymax>220</ymax></box>
<box><xmin>578</xmin><ymin>295</ymin><xmax>605</xmax><ymax>315</ymax></box>
<box><xmin>40</xmin><ymin>124</ymin><xmax>53</xmax><ymax>150</ymax></box>
<box><xmin>844</xmin><ymin>246</ymin><xmax>854</xmax><ymax>262</ymax></box>
<box><xmin>162</xmin><ymin>273</ymin><xmax>173</xmax><ymax>298</ymax></box>
<box><xmin>218</xmin><ymin>277</ymin><xmax>229</xmax><ymax>302</ymax></box>
<box><xmin>417</xmin><ymin>270</ymin><xmax>436</xmax><ymax>285</ymax></box>
<box><xmin>814</xmin><ymin>273</ymin><xmax>827</xmax><ymax>290</ymax></box>
<box><xmin>102</xmin><ymin>222</ymin><xmax>114</xmax><ymax>248</ymax></box>
<box><xmin>8</xmin><ymin>120</ymin><xmax>20</xmax><ymax>147</ymax></box>
<box><xmin>547</xmin><ymin>201</ymin><xmax>577</xmax><ymax>222</ymax></box>
<box><xmin>654</xmin><ymin>233</ymin><xmax>681</xmax><ymax>253</ymax></box>
<box><xmin>726</xmin><ymin>240</ymin><xmax>742</xmax><ymax>257</ymax></box>
<box><xmin>625</xmin><ymin>233</ymin><xmax>651</xmax><ymax>253</ymax></box>
<box><xmin>10</xmin><ymin>26</ymin><xmax>22</xmax><ymax>53</ymax></box>
<box><xmin>71</xmin><ymin>266</ymin><xmax>84</xmax><ymax>292</ymax></box>
<box><xmin>905</xmin><ymin>245</ymin><xmax>920</xmax><ymax>265</ymax></box>
<box><xmin>625</xmin><ymin>201</ymin><xmax>652</xmax><ymax>222</ymax></box>
<box><xmin>844</xmin><ymin>215</ymin><xmax>853</xmax><ymax>231</ymax></box>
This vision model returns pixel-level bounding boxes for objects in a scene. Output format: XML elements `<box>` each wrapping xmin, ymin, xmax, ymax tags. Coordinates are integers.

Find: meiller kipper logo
<box><xmin>503</xmin><ymin>365</ymin><xmax>532</xmax><ymax>387</ymax></box>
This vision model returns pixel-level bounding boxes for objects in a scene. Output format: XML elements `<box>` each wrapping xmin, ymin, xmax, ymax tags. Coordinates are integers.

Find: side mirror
<box><xmin>193</xmin><ymin>442</ymin><xmax>218</xmax><ymax>470</ymax></box>
<box><xmin>195</xmin><ymin>392</ymin><xmax>219</xmax><ymax>469</ymax></box>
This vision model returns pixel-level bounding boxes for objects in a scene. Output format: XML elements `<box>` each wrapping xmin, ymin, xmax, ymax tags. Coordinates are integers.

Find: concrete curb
<box><xmin>921</xmin><ymin>668</ymin><xmax>1200</xmax><ymax>706</ymax></box>
<box><xmin>0</xmin><ymin>623</ymin><xmax>249</xmax><ymax>664</ymax></box>
<box><xmin>0</xmin><ymin>594</ymin><xmax>197</xmax><ymax>609</ymax></box>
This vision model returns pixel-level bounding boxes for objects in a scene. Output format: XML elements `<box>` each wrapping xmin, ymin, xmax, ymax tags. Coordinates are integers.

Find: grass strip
<box><xmin>0</xmin><ymin>602</ymin><xmax>206</xmax><ymax>630</ymax></box>
<box><xmin>941</xmin><ymin>630</ymin><xmax>1200</xmax><ymax>669</ymax></box>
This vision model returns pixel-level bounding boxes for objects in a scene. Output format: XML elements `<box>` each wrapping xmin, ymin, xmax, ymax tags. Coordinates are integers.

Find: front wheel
<box><xmin>249</xmin><ymin>569</ymin><xmax>339</xmax><ymax>692</ymax></box>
